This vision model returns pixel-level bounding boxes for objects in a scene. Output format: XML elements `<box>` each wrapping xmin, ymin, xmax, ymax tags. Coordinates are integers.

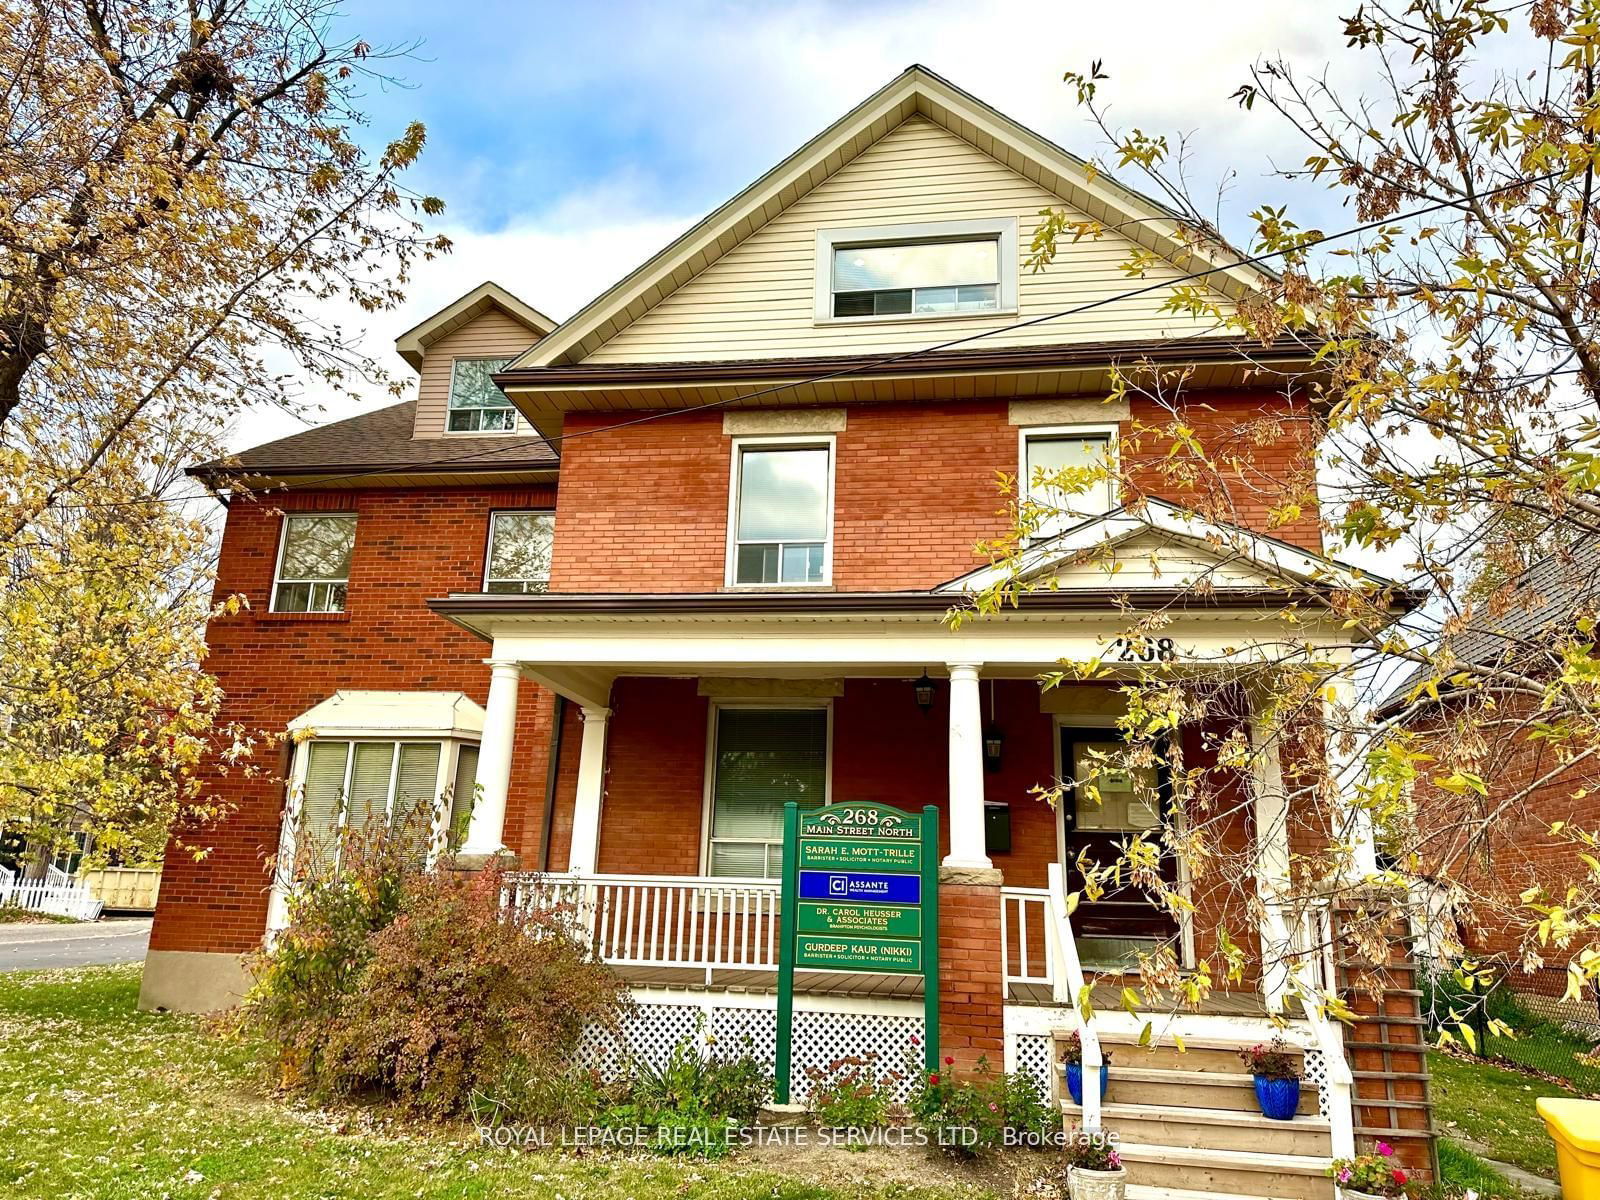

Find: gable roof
<box><xmin>514</xmin><ymin>65</ymin><xmax>1268</xmax><ymax>371</ymax></box>
<box><xmin>936</xmin><ymin>498</ymin><xmax>1414</xmax><ymax>605</ymax></box>
<box><xmin>395</xmin><ymin>281</ymin><xmax>558</xmax><ymax>371</ymax></box>
<box><xmin>1380</xmin><ymin>537</ymin><xmax>1600</xmax><ymax>714</ymax></box>
<box><xmin>189</xmin><ymin>400</ymin><xmax>558</xmax><ymax>487</ymax></box>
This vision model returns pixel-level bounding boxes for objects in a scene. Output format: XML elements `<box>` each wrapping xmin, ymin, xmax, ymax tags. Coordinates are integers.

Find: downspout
<box><xmin>537</xmin><ymin>694</ymin><xmax>567</xmax><ymax>872</ymax></box>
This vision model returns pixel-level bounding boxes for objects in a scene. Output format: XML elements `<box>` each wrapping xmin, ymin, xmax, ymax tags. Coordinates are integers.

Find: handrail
<box><xmin>1046</xmin><ymin>862</ymin><xmax>1102</xmax><ymax>1132</ymax></box>
<box><xmin>1263</xmin><ymin>893</ymin><xmax>1355</xmax><ymax>1160</ymax></box>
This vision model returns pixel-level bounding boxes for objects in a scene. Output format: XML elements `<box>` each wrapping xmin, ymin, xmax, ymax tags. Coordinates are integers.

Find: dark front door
<box><xmin>1058</xmin><ymin>726</ymin><xmax>1182</xmax><ymax>969</ymax></box>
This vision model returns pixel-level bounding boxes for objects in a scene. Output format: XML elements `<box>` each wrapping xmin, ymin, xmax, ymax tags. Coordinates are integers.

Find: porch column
<box><xmin>567</xmin><ymin>705</ymin><xmax>611</xmax><ymax>875</ymax></box>
<box><xmin>1248</xmin><ymin>685</ymin><xmax>1295</xmax><ymax>1011</ymax></box>
<box><xmin>1324</xmin><ymin>665</ymin><xmax>1380</xmax><ymax>878</ymax></box>
<box><xmin>461</xmin><ymin>659</ymin><xmax>521</xmax><ymax>858</ymax></box>
<box><xmin>943</xmin><ymin>661</ymin><xmax>992</xmax><ymax>869</ymax></box>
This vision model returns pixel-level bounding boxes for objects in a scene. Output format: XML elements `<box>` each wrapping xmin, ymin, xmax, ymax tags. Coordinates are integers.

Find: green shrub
<box><xmin>805</xmin><ymin>1052</ymin><xmax>904</xmax><ymax>1128</ymax></box>
<box><xmin>615</xmin><ymin>1037</ymin><xmax>772</xmax><ymax>1157</ymax></box>
<box><xmin>239</xmin><ymin>825</ymin><xmax>627</xmax><ymax>1118</ymax></box>
<box><xmin>909</xmin><ymin>1055</ymin><xmax>1051</xmax><ymax>1157</ymax></box>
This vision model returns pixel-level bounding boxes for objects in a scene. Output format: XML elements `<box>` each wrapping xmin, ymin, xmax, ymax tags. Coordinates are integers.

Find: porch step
<box><xmin>1060</xmin><ymin>1100</ymin><xmax>1331</xmax><ymax>1156</ymax></box>
<box><xmin>1086</xmin><ymin>1066</ymin><xmax>1319</xmax><ymax>1113</ymax></box>
<box><xmin>1126</xmin><ymin>1185</ymin><xmax>1308</xmax><ymax>1200</ymax></box>
<box><xmin>1115</xmin><ymin>1143</ymin><xmax>1334</xmax><ymax>1200</ymax></box>
<box><xmin>1064</xmin><ymin>1029</ymin><xmax>1310</xmax><ymax>1074</ymax></box>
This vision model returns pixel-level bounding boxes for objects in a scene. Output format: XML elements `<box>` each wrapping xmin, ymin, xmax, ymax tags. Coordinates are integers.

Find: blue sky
<box><xmin>237</xmin><ymin>1</ymin><xmax>1365</xmax><ymax>446</ymax></box>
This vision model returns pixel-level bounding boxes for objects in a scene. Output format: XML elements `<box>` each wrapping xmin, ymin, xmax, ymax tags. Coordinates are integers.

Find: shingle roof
<box><xmin>1380</xmin><ymin>537</ymin><xmax>1600</xmax><ymax>713</ymax></box>
<box><xmin>190</xmin><ymin>400</ymin><xmax>558</xmax><ymax>482</ymax></box>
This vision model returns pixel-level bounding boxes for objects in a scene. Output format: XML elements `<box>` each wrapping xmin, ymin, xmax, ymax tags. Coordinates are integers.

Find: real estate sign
<box><xmin>774</xmin><ymin>801</ymin><xmax>939</xmax><ymax>1103</ymax></box>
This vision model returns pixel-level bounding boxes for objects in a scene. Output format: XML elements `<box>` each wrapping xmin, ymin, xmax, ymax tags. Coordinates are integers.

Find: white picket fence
<box><xmin>0</xmin><ymin>866</ymin><xmax>104</xmax><ymax>921</ymax></box>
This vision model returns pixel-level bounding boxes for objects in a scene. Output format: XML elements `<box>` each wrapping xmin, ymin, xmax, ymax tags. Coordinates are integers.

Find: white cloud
<box><xmin>230</xmin><ymin>1</ymin><xmax>1381</xmax><ymax>453</ymax></box>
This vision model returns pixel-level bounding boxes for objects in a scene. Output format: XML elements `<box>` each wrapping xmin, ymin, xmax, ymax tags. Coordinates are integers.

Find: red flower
<box><xmin>928</xmin><ymin>1072</ymin><xmax>940</xmax><ymax>1085</ymax></box>
<box><xmin>1392</xmin><ymin>1169</ymin><xmax>1408</xmax><ymax>1185</ymax></box>
<box><xmin>944</xmin><ymin>1055</ymin><xmax>955</xmax><ymax>1065</ymax></box>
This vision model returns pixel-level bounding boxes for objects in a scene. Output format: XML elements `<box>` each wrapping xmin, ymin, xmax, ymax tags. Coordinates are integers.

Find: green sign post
<box><xmin>774</xmin><ymin>801</ymin><xmax>939</xmax><ymax>1103</ymax></box>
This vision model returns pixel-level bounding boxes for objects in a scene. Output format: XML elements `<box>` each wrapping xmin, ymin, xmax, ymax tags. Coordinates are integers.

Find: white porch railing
<box><xmin>1000</xmin><ymin>886</ymin><xmax>1052</xmax><ymax>986</ymax></box>
<box><xmin>506</xmin><ymin>873</ymin><xmax>781</xmax><ymax>985</ymax></box>
<box><xmin>1044</xmin><ymin>862</ymin><xmax>1103</xmax><ymax>1132</ymax></box>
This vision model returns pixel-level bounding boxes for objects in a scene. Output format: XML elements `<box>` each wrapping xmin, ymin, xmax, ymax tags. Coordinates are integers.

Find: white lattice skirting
<box><xmin>578</xmin><ymin>988</ymin><xmax>925</xmax><ymax>1103</ymax></box>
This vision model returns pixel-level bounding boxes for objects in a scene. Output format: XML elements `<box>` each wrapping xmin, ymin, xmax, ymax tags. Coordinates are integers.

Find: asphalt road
<box><xmin>0</xmin><ymin>916</ymin><xmax>152</xmax><ymax>971</ymax></box>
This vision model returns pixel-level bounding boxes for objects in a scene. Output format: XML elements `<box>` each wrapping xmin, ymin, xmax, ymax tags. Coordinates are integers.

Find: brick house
<box><xmin>143</xmin><ymin>67</ymin><xmax>1435</xmax><ymax>1193</ymax></box>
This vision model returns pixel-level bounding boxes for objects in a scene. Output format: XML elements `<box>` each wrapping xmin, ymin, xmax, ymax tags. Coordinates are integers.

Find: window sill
<box><xmin>258</xmin><ymin>610</ymin><xmax>352</xmax><ymax>624</ymax></box>
<box><xmin>718</xmin><ymin>583</ymin><xmax>837</xmax><ymax>593</ymax></box>
<box><xmin>813</xmin><ymin>307</ymin><xmax>1017</xmax><ymax>329</ymax></box>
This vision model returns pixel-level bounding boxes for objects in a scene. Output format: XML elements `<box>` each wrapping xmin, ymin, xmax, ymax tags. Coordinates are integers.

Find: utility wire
<box><xmin>45</xmin><ymin>168</ymin><xmax>1565</xmax><ymax>512</ymax></box>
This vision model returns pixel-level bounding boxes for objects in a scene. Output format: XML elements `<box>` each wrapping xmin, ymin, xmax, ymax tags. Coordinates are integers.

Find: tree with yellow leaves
<box><xmin>1</xmin><ymin>1</ymin><xmax>445</xmax><ymax>867</ymax></box>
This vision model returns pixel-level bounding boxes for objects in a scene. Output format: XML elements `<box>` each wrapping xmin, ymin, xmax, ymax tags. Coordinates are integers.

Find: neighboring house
<box><xmin>143</xmin><ymin>67</ymin><xmax>1434</xmax><ymax>1191</ymax></box>
<box><xmin>1380</xmin><ymin>539</ymin><xmax>1600</xmax><ymax>964</ymax></box>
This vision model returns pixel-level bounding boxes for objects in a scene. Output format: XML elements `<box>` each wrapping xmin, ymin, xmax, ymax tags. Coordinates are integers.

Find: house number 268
<box><xmin>1109</xmin><ymin>636</ymin><xmax>1177</xmax><ymax>663</ymax></box>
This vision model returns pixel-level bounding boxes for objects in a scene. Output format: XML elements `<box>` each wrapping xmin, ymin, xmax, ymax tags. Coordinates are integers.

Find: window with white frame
<box><xmin>816</xmin><ymin>219</ymin><xmax>1017</xmax><ymax>321</ymax></box>
<box><xmin>1020</xmin><ymin>426</ymin><xmax>1117</xmax><ymax>539</ymax></box>
<box><xmin>706</xmin><ymin>706</ymin><xmax>829</xmax><ymax>877</ymax></box>
<box><xmin>484</xmin><ymin>510</ymin><xmax>554</xmax><ymax>593</ymax></box>
<box><xmin>447</xmin><ymin>357</ymin><xmax>516</xmax><ymax>432</ymax></box>
<box><xmin>272</xmin><ymin>513</ymin><xmax>357</xmax><ymax>613</ymax></box>
<box><xmin>296</xmin><ymin>739</ymin><xmax>458</xmax><ymax>867</ymax></box>
<box><xmin>728</xmin><ymin>439</ymin><xmax>832</xmax><ymax>585</ymax></box>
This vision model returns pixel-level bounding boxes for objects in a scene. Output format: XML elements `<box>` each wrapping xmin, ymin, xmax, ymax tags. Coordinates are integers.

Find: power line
<box><xmin>46</xmin><ymin>168</ymin><xmax>1565</xmax><ymax>511</ymax></box>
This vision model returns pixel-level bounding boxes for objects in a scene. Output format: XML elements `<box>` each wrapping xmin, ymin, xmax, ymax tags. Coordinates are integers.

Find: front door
<box><xmin>1057</xmin><ymin>726</ymin><xmax>1182</xmax><ymax>970</ymax></box>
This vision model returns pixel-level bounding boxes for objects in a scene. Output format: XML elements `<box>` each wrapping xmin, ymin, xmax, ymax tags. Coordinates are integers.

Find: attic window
<box><xmin>815</xmin><ymin>219</ymin><xmax>1017</xmax><ymax>323</ymax></box>
<box><xmin>448</xmin><ymin>357</ymin><xmax>515</xmax><ymax>432</ymax></box>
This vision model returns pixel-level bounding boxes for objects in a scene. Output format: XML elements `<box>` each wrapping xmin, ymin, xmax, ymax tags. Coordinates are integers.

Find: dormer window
<box><xmin>447</xmin><ymin>357</ymin><xmax>515</xmax><ymax>432</ymax></box>
<box><xmin>815</xmin><ymin>218</ymin><xmax>1017</xmax><ymax>323</ymax></box>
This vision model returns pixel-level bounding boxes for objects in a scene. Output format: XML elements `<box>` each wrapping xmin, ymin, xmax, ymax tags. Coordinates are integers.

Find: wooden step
<box><xmin>1060</xmin><ymin>1100</ymin><xmax>1331</xmax><ymax>1156</ymax></box>
<box><xmin>1126</xmin><ymin>1185</ymin><xmax>1306</xmax><ymax>1200</ymax></box>
<box><xmin>1117</xmin><ymin>1143</ymin><xmax>1334</xmax><ymax>1200</ymax></box>
<box><xmin>1080</xmin><ymin>1030</ymin><xmax>1309</xmax><ymax>1074</ymax></box>
<box><xmin>1094</xmin><ymin>1066</ymin><xmax>1319</xmax><ymax>1113</ymax></box>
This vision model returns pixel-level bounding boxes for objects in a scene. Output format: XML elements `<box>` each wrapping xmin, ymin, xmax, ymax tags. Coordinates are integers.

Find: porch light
<box><xmin>913</xmin><ymin>671</ymin><xmax>935</xmax><ymax>712</ymax></box>
<box><xmin>984</xmin><ymin>724</ymin><xmax>1004</xmax><ymax>771</ymax></box>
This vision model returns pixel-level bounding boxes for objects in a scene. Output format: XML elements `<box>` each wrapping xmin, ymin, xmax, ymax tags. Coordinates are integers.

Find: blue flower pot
<box><xmin>1062</xmin><ymin>1062</ymin><xmax>1110</xmax><ymax>1106</ymax></box>
<box><xmin>1253</xmin><ymin>1074</ymin><xmax>1301</xmax><ymax>1121</ymax></box>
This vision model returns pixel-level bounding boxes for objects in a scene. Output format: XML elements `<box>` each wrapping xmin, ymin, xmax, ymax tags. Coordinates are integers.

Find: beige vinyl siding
<box><xmin>584</xmin><ymin>117</ymin><xmax>1232</xmax><ymax>364</ymax></box>
<box><xmin>1039</xmin><ymin>532</ymin><xmax>1279</xmax><ymax>590</ymax></box>
<box><xmin>412</xmin><ymin>308</ymin><xmax>541</xmax><ymax>439</ymax></box>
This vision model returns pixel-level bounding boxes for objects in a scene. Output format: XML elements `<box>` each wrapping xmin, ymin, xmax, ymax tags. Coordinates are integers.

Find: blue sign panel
<box><xmin>797</xmin><ymin>870</ymin><xmax>921</xmax><ymax>905</ymax></box>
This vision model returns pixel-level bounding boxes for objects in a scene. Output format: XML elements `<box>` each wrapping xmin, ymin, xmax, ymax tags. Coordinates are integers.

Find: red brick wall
<box><xmin>150</xmin><ymin>485</ymin><xmax>558</xmax><ymax>956</ymax></box>
<box><xmin>937</xmin><ymin>878</ymin><xmax>1006</xmax><ymax>1072</ymax></box>
<box><xmin>547</xmin><ymin>392</ymin><xmax>1322</xmax><ymax>594</ymax></box>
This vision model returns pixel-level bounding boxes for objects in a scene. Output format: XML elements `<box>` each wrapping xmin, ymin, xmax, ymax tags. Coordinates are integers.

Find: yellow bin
<box><xmin>1539</xmin><ymin>1097</ymin><xmax>1600</xmax><ymax>1198</ymax></box>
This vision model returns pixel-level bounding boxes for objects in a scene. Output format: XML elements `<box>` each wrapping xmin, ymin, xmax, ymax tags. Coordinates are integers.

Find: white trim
<box><xmin>445</xmin><ymin>354</ymin><xmax>520</xmax><ymax>436</ymax></box>
<box><xmin>483</xmin><ymin>508</ymin><xmax>555</xmax><ymax>593</ymax></box>
<box><xmin>699</xmin><ymin>697</ymin><xmax>834</xmax><ymax>877</ymax></box>
<box><xmin>936</xmin><ymin>496</ymin><xmax>1393</xmax><ymax>597</ymax></box>
<box><xmin>270</xmin><ymin>512</ymin><xmax>356</xmax><ymax>614</ymax></box>
<box><xmin>813</xmin><ymin>217</ymin><xmax>1019</xmax><ymax>324</ymax></box>
<box><xmin>1016</xmin><ymin>422</ymin><xmax>1120</xmax><ymax>539</ymax></box>
<box><xmin>723</xmin><ymin>433</ymin><xmax>836</xmax><ymax>588</ymax></box>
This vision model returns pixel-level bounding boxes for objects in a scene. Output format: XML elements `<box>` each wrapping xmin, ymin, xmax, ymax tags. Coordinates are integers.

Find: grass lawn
<box><xmin>0</xmin><ymin>906</ymin><xmax>81</xmax><ymax>924</ymax></box>
<box><xmin>0</xmin><ymin>964</ymin><xmax>1000</xmax><ymax>1200</ymax></box>
<box><xmin>1429</xmin><ymin>1046</ymin><xmax>1575</xmax><ymax>1184</ymax></box>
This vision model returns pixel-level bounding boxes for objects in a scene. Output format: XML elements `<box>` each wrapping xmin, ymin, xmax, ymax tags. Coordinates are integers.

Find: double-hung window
<box><xmin>728</xmin><ymin>439</ymin><xmax>832</xmax><ymax>585</ymax></box>
<box><xmin>1020</xmin><ymin>426</ymin><xmax>1117</xmax><ymax>539</ymax></box>
<box><xmin>816</xmin><ymin>219</ymin><xmax>1017</xmax><ymax>321</ymax></box>
<box><xmin>272</xmin><ymin>513</ymin><xmax>356</xmax><ymax>613</ymax></box>
<box><xmin>484</xmin><ymin>510</ymin><xmax>554</xmax><ymax>593</ymax></box>
<box><xmin>706</xmin><ymin>706</ymin><xmax>829</xmax><ymax>877</ymax></box>
<box><xmin>297</xmin><ymin>739</ymin><xmax>446</xmax><ymax>867</ymax></box>
<box><xmin>447</xmin><ymin>357</ymin><xmax>516</xmax><ymax>432</ymax></box>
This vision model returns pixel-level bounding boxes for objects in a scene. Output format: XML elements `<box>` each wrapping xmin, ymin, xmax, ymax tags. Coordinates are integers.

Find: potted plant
<box><xmin>1238</xmin><ymin>1038</ymin><xmax>1301</xmax><ymax>1121</ymax></box>
<box><xmin>1327</xmin><ymin>1141</ymin><xmax>1410</xmax><ymax>1199</ymax></box>
<box><xmin>1057</xmin><ymin>1031</ymin><xmax>1110</xmax><ymax>1106</ymax></box>
<box><xmin>1063</xmin><ymin>1127</ymin><xmax>1125</xmax><ymax>1200</ymax></box>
